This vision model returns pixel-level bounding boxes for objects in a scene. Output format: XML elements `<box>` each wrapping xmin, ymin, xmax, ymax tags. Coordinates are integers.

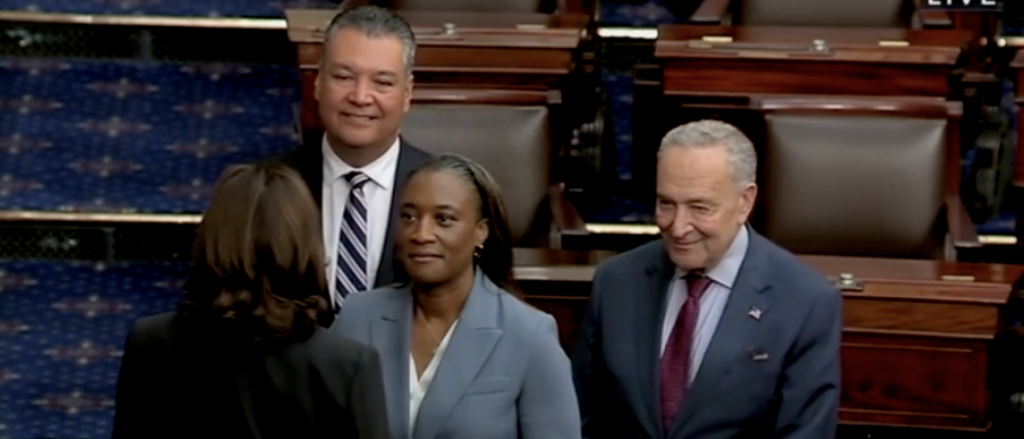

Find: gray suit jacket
<box><xmin>572</xmin><ymin>228</ymin><xmax>842</xmax><ymax>439</ymax></box>
<box><xmin>334</xmin><ymin>270</ymin><xmax>582</xmax><ymax>439</ymax></box>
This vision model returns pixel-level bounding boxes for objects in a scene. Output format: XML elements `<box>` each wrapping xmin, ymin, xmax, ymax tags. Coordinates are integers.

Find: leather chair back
<box><xmin>761</xmin><ymin>110</ymin><xmax>947</xmax><ymax>258</ymax></box>
<box><xmin>401</xmin><ymin>104</ymin><xmax>551</xmax><ymax>245</ymax></box>
<box><xmin>738</xmin><ymin>0</ymin><xmax>911</xmax><ymax>27</ymax></box>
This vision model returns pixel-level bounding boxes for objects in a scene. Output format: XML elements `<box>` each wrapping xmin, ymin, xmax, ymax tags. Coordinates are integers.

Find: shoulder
<box><xmin>753</xmin><ymin>233</ymin><xmax>838</xmax><ymax>304</ymax></box>
<box><xmin>487</xmin><ymin>285</ymin><xmax>556</xmax><ymax>340</ymax></box>
<box><xmin>594</xmin><ymin>239</ymin><xmax>663</xmax><ymax>280</ymax></box>
<box><xmin>399</xmin><ymin>139</ymin><xmax>431</xmax><ymax>166</ymax></box>
<box><xmin>343</xmin><ymin>284</ymin><xmax>409</xmax><ymax>314</ymax></box>
<box><xmin>130</xmin><ymin>312</ymin><xmax>176</xmax><ymax>344</ymax></box>
<box><xmin>304</xmin><ymin>325</ymin><xmax>380</xmax><ymax>368</ymax></box>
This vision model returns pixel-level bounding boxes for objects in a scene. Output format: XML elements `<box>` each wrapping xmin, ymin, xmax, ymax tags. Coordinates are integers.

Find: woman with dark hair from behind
<box><xmin>112</xmin><ymin>162</ymin><xmax>390</xmax><ymax>439</ymax></box>
<box><xmin>334</xmin><ymin>154</ymin><xmax>581</xmax><ymax>439</ymax></box>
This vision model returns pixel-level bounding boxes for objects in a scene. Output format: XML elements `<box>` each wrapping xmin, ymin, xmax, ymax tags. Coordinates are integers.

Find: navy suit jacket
<box><xmin>572</xmin><ymin>228</ymin><xmax>842</xmax><ymax>439</ymax></box>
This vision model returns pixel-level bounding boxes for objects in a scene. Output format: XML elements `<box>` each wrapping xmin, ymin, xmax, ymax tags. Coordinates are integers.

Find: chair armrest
<box><xmin>946</xmin><ymin>194</ymin><xmax>980</xmax><ymax>248</ymax></box>
<box><xmin>549</xmin><ymin>183</ymin><xmax>587</xmax><ymax>234</ymax></box>
<box><xmin>691</xmin><ymin>0</ymin><xmax>733</xmax><ymax>24</ymax></box>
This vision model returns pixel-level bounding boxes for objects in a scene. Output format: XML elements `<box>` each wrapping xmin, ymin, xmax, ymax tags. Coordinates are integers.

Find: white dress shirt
<box><xmin>660</xmin><ymin>226</ymin><xmax>750</xmax><ymax>384</ymax></box>
<box><xmin>409</xmin><ymin>319</ymin><xmax>459</xmax><ymax>429</ymax></box>
<box><xmin>321</xmin><ymin>135</ymin><xmax>401</xmax><ymax>306</ymax></box>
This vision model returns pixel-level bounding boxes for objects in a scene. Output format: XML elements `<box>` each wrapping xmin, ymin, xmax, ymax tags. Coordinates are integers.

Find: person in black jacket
<box><xmin>111</xmin><ymin>161</ymin><xmax>391</xmax><ymax>439</ymax></box>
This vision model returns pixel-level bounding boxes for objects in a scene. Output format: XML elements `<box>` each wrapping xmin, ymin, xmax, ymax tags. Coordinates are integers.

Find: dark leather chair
<box><xmin>757</xmin><ymin>97</ymin><xmax>978</xmax><ymax>260</ymax></box>
<box><xmin>400</xmin><ymin>94</ymin><xmax>584</xmax><ymax>248</ymax></box>
<box><xmin>687</xmin><ymin>0</ymin><xmax>953</xmax><ymax>28</ymax></box>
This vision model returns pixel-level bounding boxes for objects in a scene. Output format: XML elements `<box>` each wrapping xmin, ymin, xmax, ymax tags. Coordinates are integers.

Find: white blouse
<box><xmin>408</xmin><ymin>319</ymin><xmax>459</xmax><ymax>429</ymax></box>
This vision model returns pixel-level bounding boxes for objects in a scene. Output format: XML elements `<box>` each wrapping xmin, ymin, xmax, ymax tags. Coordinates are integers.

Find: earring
<box><xmin>473</xmin><ymin>245</ymin><xmax>484</xmax><ymax>258</ymax></box>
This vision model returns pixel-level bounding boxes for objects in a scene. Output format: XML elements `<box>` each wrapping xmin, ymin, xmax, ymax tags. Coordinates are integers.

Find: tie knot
<box><xmin>684</xmin><ymin>273</ymin><xmax>712</xmax><ymax>301</ymax></box>
<box><xmin>344</xmin><ymin>171</ymin><xmax>369</xmax><ymax>188</ymax></box>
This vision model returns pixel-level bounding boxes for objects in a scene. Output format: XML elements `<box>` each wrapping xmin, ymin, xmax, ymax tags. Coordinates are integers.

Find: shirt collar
<box><xmin>321</xmin><ymin>135</ymin><xmax>401</xmax><ymax>189</ymax></box>
<box><xmin>675</xmin><ymin>225</ymin><xmax>749</xmax><ymax>289</ymax></box>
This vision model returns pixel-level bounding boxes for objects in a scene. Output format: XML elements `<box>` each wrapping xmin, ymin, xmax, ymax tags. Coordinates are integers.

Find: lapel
<box><xmin>370</xmin><ymin>290</ymin><xmax>414</xmax><ymax>439</ymax></box>
<box><xmin>413</xmin><ymin>271</ymin><xmax>503</xmax><ymax>439</ymax></box>
<box><xmin>670</xmin><ymin>228</ymin><xmax>774</xmax><ymax>439</ymax></box>
<box><xmin>635</xmin><ymin>242</ymin><xmax>677</xmax><ymax>438</ymax></box>
<box><xmin>374</xmin><ymin>139</ymin><xmax>429</xmax><ymax>287</ymax></box>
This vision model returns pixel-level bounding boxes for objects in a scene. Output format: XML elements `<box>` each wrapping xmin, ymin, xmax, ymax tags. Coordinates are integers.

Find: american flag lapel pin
<box><xmin>748</xmin><ymin>307</ymin><xmax>762</xmax><ymax>321</ymax></box>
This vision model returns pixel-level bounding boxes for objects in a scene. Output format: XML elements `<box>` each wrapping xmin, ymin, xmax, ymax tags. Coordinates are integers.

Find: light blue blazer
<box><xmin>334</xmin><ymin>270</ymin><xmax>581</xmax><ymax>439</ymax></box>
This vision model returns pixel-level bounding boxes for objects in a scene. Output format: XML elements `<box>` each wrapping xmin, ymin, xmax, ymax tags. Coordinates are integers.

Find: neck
<box><xmin>326</xmin><ymin>133</ymin><xmax>398</xmax><ymax>169</ymax></box>
<box><xmin>413</xmin><ymin>268</ymin><xmax>475</xmax><ymax>322</ymax></box>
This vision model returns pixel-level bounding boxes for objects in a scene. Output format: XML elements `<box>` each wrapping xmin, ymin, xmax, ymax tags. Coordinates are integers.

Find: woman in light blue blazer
<box><xmin>335</xmin><ymin>154</ymin><xmax>581</xmax><ymax>439</ymax></box>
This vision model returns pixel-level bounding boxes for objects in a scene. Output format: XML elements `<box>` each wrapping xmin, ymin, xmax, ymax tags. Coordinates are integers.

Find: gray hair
<box><xmin>324</xmin><ymin>5</ymin><xmax>417</xmax><ymax>73</ymax></box>
<box><xmin>658</xmin><ymin>120</ymin><xmax>757</xmax><ymax>187</ymax></box>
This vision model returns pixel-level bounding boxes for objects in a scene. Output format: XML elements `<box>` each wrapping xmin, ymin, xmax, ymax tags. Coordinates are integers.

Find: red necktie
<box><xmin>659</xmin><ymin>273</ymin><xmax>712</xmax><ymax>433</ymax></box>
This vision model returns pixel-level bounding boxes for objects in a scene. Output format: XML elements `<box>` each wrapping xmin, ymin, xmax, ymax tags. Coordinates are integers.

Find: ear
<box><xmin>403</xmin><ymin>74</ymin><xmax>414</xmax><ymax>113</ymax></box>
<box><xmin>314</xmin><ymin>70</ymin><xmax>323</xmax><ymax>102</ymax></box>
<box><xmin>738</xmin><ymin>183</ymin><xmax>758</xmax><ymax>223</ymax></box>
<box><xmin>474</xmin><ymin>218</ymin><xmax>489</xmax><ymax>249</ymax></box>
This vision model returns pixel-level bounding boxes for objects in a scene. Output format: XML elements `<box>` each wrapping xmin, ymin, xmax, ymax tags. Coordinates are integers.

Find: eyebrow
<box><xmin>324</xmin><ymin>62</ymin><xmax>399</xmax><ymax>77</ymax></box>
<box><xmin>400</xmin><ymin>202</ymin><xmax>460</xmax><ymax>211</ymax></box>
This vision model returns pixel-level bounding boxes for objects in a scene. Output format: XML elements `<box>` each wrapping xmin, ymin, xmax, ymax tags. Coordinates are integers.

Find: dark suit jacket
<box><xmin>279</xmin><ymin>134</ymin><xmax>431</xmax><ymax>288</ymax></box>
<box><xmin>572</xmin><ymin>228</ymin><xmax>842</xmax><ymax>439</ymax></box>
<box><xmin>111</xmin><ymin>312</ymin><xmax>391</xmax><ymax>439</ymax></box>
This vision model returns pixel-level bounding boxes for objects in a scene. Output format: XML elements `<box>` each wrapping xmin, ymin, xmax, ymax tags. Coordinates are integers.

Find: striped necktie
<box><xmin>335</xmin><ymin>171</ymin><xmax>370</xmax><ymax>310</ymax></box>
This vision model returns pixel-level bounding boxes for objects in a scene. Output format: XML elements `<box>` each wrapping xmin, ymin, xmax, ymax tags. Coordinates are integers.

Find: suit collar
<box><xmin>413</xmin><ymin>270</ymin><xmax>503</xmax><ymax>439</ymax></box>
<box><xmin>690</xmin><ymin>225</ymin><xmax>749</xmax><ymax>289</ymax></box>
<box><xmin>669</xmin><ymin>227</ymin><xmax>774</xmax><ymax>438</ymax></box>
<box><xmin>321</xmin><ymin>135</ymin><xmax>401</xmax><ymax>190</ymax></box>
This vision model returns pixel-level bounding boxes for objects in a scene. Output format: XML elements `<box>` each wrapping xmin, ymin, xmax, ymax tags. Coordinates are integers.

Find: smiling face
<box><xmin>397</xmin><ymin>169</ymin><xmax>489</xmax><ymax>287</ymax></box>
<box><xmin>315</xmin><ymin>28</ymin><xmax>412</xmax><ymax>153</ymax></box>
<box><xmin>655</xmin><ymin>145</ymin><xmax>756</xmax><ymax>271</ymax></box>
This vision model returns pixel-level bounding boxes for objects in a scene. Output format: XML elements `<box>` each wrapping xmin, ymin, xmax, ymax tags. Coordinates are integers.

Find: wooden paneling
<box><xmin>663</xmin><ymin>59</ymin><xmax>949</xmax><ymax>97</ymax></box>
<box><xmin>655</xmin><ymin>25</ymin><xmax>970</xmax><ymax>100</ymax></box>
<box><xmin>840</xmin><ymin>333</ymin><xmax>989</xmax><ymax>430</ymax></box>
<box><xmin>286</xmin><ymin>9</ymin><xmax>587</xmax><ymax>132</ymax></box>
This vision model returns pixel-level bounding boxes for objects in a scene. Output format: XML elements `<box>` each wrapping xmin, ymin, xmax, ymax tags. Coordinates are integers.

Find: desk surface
<box><xmin>656</xmin><ymin>25</ymin><xmax>971</xmax><ymax>65</ymax></box>
<box><xmin>286</xmin><ymin>9</ymin><xmax>588</xmax><ymax>47</ymax></box>
<box><xmin>513</xmin><ymin>248</ymin><xmax>1023</xmax><ymax>302</ymax></box>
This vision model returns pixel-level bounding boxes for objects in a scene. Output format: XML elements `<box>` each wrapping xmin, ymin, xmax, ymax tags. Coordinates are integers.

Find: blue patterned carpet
<box><xmin>0</xmin><ymin>57</ymin><xmax>301</xmax><ymax>214</ymax></box>
<box><xmin>600</xmin><ymin>0</ymin><xmax>678</xmax><ymax>26</ymax></box>
<box><xmin>0</xmin><ymin>259</ymin><xmax>190</xmax><ymax>439</ymax></box>
<box><xmin>0</xmin><ymin>0</ymin><xmax>335</xmax><ymax>17</ymax></box>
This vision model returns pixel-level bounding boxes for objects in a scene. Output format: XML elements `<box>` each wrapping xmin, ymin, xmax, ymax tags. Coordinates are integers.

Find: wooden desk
<box><xmin>513</xmin><ymin>248</ymin><xmax>1022</xmax><ymax>431</ymax></box>
<box><xmin>654</xmin><ymin>25</ymin><xmax>972</xmax><ymax>100</ymax></box>
<box><xmin>1009</xmin><ymin>50</ymin><xmax>1024</xmax><ymax>246</ymax></box>
<box><xmin>285</xmin><ymin>9</ymin><xmax>588</xmax><ymax>132</ymax></box>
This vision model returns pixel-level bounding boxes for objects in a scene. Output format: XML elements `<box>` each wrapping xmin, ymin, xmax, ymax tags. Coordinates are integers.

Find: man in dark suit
<box><xmin>572</xmin><ymin>120</ymin><xmax>842</xmax><ymax>439</ymax></box>
<box><xmin>284</xmin><ymin>6</ymin><xmax>430</xmax><ymax>310</ymax></box>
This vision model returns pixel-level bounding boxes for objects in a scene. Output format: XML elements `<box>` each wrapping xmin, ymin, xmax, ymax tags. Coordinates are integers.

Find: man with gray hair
<box><xmin>282</xmin><ymin>5</ymin><xmax>430</xmax><ymax>312</ymax></box>
<box><xmin>572</xmin><ymin>120</ymin><xmax>842</xmax><ymax>438</ymax></box>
